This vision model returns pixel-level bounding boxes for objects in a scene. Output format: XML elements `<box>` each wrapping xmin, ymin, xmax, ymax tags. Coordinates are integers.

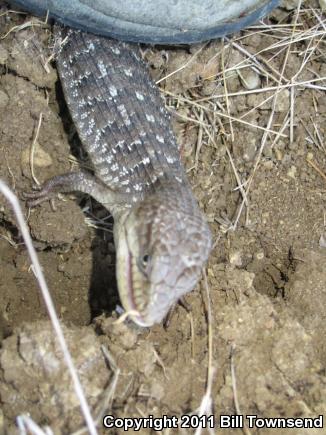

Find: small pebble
<box><xmin>274</xmin><ymin>148</ymin><xmax>283</xmax><ymax>161</ymax></box>
<box><xmin>274</xmin><ymin>89</ymin><xmax>290</xmax><ymax>112</ymax></box>
<box><xmin>256</xmin><ymin>252</ymin><xmax>264</xmax><ymax>260</ymax></box>
<box><xmin>0</xmin><ymin>45</ymin><xmax>8</xmax><ymax>64</ymax></box>
<box><xmin>319</xmin><ymin>233</ymin><xmax>326</xmax><ymax>248</ymax></box>
<box><xmin>240</xmin><ymin>68</ymin><xmax>261</xmax><ymax>90</ymax></box>
<box><xmin>21</xmin><ymin>143</ymin><xmax>53</xmax><ymax>167</ymax></box>
<box><xmin>306</xmin><ymin>152</ymin><xmax>314</xmax><ymax>161</ymax></box>
<box><xmin>0</xmin><ymin>89</ymin><xmax>9</xmax><ymax>109</ymax></box>
<box><xmin>201</xmin><ymin>80</ymin><xmax>217</xmax><ymax>96</ymax></box>
<box><xmin>229</xmin><ymin>251</ymin><xmax>242</xmax><ymax>267</ymax></box>
<box><xmin>287</xmin><ymin>165</ymin><xmax>297</xmax><ymax>179</ymax></box>
<box><xmin>58</xmin><ymin>264</ymin><xmax>65</xmax><ymax>272</ymax></box>
<box><xmin>263</xmin><ymin>160</ymin><xmax>274</xmax><ymax>170</ymax></box>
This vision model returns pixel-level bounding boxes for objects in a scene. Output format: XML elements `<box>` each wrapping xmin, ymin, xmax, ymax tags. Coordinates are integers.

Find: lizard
<box><xmin>26</xmin><ymin>26</ymin><xmax>212</xmax><ymax>326</ymax></box>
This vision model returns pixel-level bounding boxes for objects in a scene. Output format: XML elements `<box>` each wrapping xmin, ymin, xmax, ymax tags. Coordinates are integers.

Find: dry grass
<box><xmin>157</xmin><ymin>3</ymin><xmax>325</xmax><ymax>431</ymax></box>
<box><xmin>160</xmin><ymin>1</ymin><xmax>326</xmax><ymax>231</ymax></box>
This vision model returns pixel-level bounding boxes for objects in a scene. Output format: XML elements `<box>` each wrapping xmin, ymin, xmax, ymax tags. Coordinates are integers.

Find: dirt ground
<box><xmin>0</xmin><ymin>0</ymin><xmax>326</xmax><ymax>433</ymax></box>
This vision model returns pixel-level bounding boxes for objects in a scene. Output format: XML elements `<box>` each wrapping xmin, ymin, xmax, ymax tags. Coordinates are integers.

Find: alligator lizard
<box><xmin>27</xmin><ymin>27</ymin><xmax>212</xmax><ymax>326</ymax></box>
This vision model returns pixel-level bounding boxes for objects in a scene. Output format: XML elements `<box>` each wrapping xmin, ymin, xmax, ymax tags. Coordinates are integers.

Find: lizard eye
<box><xmin>138</xmin><ymin>254</ymin><xmax>151</xmax><ymax>275</ymax></box>
<box><xmin>142</xmin><ymin>254</ymin><xmax>150</xmax><ymax>267</ymax></box>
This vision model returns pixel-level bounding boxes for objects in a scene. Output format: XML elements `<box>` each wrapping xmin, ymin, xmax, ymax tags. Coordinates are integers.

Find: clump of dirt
<box><xmin>0</xmin><ymin>321</ymin><xmax>113</xmax><ymax>433</ymax></box>
<box><xmin>0</xmin><ymin>0</ymin><xmax>326</xmax><ymax>433</ymax></box>
<box><xmin>285</xmin><ymin>248</ymin><xmax>326</xmax><ymax>363</ymax></box>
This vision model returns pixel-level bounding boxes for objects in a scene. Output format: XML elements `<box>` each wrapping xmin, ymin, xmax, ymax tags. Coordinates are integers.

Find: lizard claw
<box><xmin>23</xmin><ymin>183</ymin><xmax>55</xmax><ymax>207</ymax></box>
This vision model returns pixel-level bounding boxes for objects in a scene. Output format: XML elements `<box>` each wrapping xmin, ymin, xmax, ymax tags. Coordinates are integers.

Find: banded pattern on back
<box><xmin>56</xmin><ymin>27</ymin><xmax>184</xmax><ymax>197</ymax></box>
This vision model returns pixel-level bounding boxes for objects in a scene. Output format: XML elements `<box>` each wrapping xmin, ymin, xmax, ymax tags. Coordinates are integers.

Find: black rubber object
<box><xmin>9</xmin><ymin>0</ymin><xmax>279</xmax><ymax>44</ymax></box>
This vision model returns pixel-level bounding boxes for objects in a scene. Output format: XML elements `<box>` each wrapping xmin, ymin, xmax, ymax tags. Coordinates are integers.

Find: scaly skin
<box><xmin>27</xmin><ymin>27</ymin><xmax>212</xmax><ymax>326</ymax></box>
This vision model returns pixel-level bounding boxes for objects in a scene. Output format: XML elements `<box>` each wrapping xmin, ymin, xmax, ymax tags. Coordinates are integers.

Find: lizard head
<box><xmin>114</xmin><ymin>194</ymin><xmax>212</xmax><ymax>326</ymax></box>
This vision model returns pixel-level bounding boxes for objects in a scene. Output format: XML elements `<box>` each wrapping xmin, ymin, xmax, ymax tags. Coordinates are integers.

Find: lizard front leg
<box><xmin>24</xmin><ymin>170</ymin><xmax>123</xmax><ymax>210</ymax></box>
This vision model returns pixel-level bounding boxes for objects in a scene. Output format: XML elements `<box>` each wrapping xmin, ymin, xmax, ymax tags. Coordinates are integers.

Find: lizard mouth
<box><xmin>125</xmin><ymin>249</ymin><xmax>150</xmax><ymax>327</ymax></box>
<box><xmin>120</xmin><ymin>220</ymin><xmax>152</xmax><ymax>326</ymax></box>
